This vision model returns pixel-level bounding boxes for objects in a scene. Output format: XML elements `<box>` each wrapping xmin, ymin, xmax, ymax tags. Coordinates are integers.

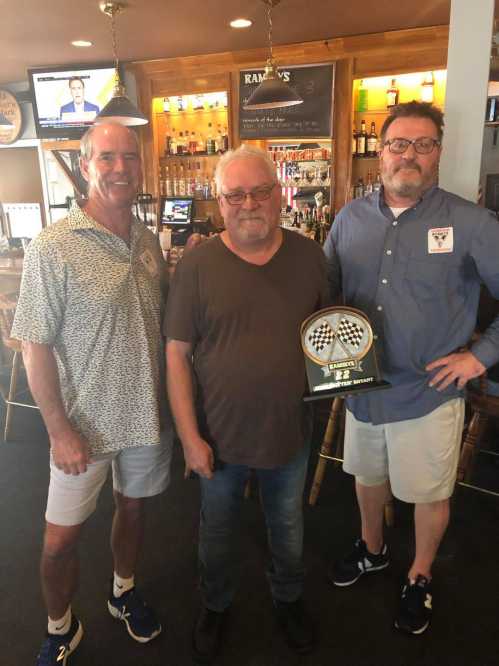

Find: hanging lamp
<box><xmin>95</xmin><ymin>2</ymin><xmax>148</xmax><ymax>126</ymax></box>
<box><xmin>243</xmin><ymin>0</ymin><xmax>303</xmax><ymax>110</ymax></box>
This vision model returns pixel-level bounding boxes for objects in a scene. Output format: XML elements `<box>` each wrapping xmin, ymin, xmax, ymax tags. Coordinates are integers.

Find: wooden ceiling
<box><xmin>2</xmin><ymin>0</ymin><xmax>454</xmax><ymax>85</ymax></box>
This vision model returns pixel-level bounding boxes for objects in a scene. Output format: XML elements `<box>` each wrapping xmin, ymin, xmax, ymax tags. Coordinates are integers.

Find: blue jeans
<box><xmin>198</xmin><ymin>443</ymin><xmax>310</xmax><ymax>611</ymax></box>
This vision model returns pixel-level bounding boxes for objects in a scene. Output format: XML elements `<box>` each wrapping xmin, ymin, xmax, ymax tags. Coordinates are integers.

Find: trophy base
<box><xmin>303</xmin><ymin>380</ymin><xmax>391</xmax><ymax>402</ymax></box>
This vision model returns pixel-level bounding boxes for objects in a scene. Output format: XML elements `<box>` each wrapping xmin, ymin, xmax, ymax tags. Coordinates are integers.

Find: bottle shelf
<box><xmin>353</xmin><ymin>156</ymin><xmax>379</xmax><ymax>161</ymax></box>
<box><xmin>160</xmin><ymin>152</ymin><xmax>223</xmax><ymax>160</ymax></box>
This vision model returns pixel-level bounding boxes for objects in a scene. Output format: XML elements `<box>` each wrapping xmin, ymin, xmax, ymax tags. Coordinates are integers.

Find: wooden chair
<box><xmin>457</xmin><ymin>374</ymin><xmax>499</xmax><ymax>485</ymax></box>
<box><xmin>308</xmin><ymin>396</ymin><xmax>395</xmax><ymax>526</ymax></box>
<box><xmin>0</xmin><ymin>293</ymin><xmax>37</xmax><ymax>441</ymax></box>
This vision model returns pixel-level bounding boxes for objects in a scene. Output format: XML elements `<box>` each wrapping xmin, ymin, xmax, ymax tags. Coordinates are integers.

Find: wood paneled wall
<box><xmin>129</xmin><ymin>25</ymin><xmax>449</xmax><ymax>213</ymax></box>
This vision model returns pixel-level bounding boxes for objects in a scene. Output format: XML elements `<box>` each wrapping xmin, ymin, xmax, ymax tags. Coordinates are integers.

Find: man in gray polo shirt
<box><xmin>12</xmin><ymin>123</ymin><xmax>172</xmax><ymax>665</ymax></box>
<box><xmin>324</xmin><ymin>101</ymin><xmax>499</xmax><ymax>635</ymax></box>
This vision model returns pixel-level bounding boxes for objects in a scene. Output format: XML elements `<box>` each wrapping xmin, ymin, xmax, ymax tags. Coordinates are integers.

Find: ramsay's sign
<box><xmin>239</xmin><ymin>64</ymin><xmax>334</xmax><ymax>139</ymax></box>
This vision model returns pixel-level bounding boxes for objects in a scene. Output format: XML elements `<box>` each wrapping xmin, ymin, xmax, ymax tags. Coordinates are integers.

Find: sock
<box><xmin>113</xmin><ymin>572</ymin><xmax>134</xmax><ymax>598</ymax></box>
<box><xmin>48</xmin><ymin>606</ymin><xmax>71</xmax><ymax>635</ymax></box>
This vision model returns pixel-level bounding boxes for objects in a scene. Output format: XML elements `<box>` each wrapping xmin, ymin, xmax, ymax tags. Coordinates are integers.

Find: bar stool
<box><xmin>308</xmin><ymin>396</ymin><xmax>395</xmax><ymax>526</ymax></box>
<box><xmin>0</xmin><ymin>293</ymin><xmax>37</xmax><ymax>441</ymax></box>
<box><xmin>457</xmin><ymin>374</ymin><xmax>499</xmax><ymax>486</ymax></box>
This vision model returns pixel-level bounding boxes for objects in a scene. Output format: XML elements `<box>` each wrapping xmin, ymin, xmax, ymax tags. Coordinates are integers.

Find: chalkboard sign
<box><xmin>239</xmin><ymin>64</ymin><xmax>334</xmax><ymax>139</ymax></box>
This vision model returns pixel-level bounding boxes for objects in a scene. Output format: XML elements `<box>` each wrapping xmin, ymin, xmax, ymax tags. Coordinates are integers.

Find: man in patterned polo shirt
<box><xmin>12</xmin><ymin>123</ymin><xmax>172</xmax><ymax>666</ymax></box>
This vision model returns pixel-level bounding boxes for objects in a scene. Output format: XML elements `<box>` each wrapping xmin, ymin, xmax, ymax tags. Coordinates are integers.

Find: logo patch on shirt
<box><xmin>428</xmin><ymin>227</ymin><xmax>453</xmax><ymax>254</ymax></box>
<box><xmin>140</xmin><ymin>249</ymin><xmax>158</xmax><ymax>277</ymax></box>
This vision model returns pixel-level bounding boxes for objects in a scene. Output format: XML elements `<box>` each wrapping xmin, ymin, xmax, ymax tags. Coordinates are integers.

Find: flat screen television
<box><xmin>28</xmin><ymin>63</ymin><xmax>117</xmax><ymax>139</ymax></box>
<box><xmin>160</xmin><ymin>197</ymin><xmax>194</xmax><ymax>227</ymax></box>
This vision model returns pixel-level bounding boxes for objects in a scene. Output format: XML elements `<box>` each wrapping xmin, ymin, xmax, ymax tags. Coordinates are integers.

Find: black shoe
<box><xmin>273</xmin><ymin>598</ymin><xmax>316</xmax><ymax>655</ymax></box>
<box><xmin>36</xmin><ymin>616</ymin><xmax>83</xmax><ymax>665</ymax></box>
<box><xmin>192</xmin><ymin>606</ymin><xmax>227</xmax><ymax>664</ymax></box>
<box><xmin>395</xmin><ymin>574</ymin><xmax>432</xmax><ymax>635</ymax></box>
<box><xmin>108</xmin><ymin>583</ymin><xmax>161</xmax><ymax>643</ymax></box>
<box><xmin>328</xmin><ymin>538</ymin><xmax>390</xmax><ymax>587</ymax></box>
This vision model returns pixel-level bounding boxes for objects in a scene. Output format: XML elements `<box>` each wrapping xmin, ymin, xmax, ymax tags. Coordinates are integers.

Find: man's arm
<box><xmin>22</xmin><ymin>342</ymin><xmax>90</xmax><ymax>475</ymax></box>
<box><xmin>166</xmin><ymin>338</ymin><xmax>214</xmax><ymax>479</ymax></box>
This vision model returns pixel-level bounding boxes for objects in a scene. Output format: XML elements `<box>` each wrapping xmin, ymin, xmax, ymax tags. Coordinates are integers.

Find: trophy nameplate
<box><xmin>301</xmin><ymin>306</ymin><xmax>390</xmax><ymax>401</ymax></box>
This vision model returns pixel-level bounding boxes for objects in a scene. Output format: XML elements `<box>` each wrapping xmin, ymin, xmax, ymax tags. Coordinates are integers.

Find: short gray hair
<box><xmin>80</xmin><ymin>123</ymin><xmax>140</xmax><ymax>160</ymax></box>
<box><xmin>215</xmin><ymin>144</ymin><xmax>277</xmax><ymax>193</ymax></box>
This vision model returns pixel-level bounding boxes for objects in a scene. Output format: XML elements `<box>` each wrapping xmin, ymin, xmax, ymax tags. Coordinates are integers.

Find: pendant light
<box><xmin>95</xmin><ymin>2</ymin><xmax>148</xmax><ymax>126</ymax></box>
<box><xmin>243</xmin><ymin>0</ymin><xmax>303</xmax><ymax>110</ymax></box>
<box><xmin>0</xmin><ymin>112</ymin><xmax>14</xmax><ymax>128</ymax></box>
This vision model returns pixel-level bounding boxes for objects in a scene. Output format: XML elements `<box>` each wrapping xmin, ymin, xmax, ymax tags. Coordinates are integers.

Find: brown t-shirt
<box><xmin>165</xmin><ymin>230</ymin><xmax>329</xmax><ymax>468</ymax></box>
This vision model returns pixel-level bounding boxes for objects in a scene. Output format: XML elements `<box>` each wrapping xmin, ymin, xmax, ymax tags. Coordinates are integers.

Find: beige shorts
<box><xmin>46</xmin><ymin>428</ymin><xmax>173</xmax><ymax>527</ymax></box>
<box><xmin>343</xmin><ymin>398</ymin><xmax>465</xmax><ymax>503</ymax></box>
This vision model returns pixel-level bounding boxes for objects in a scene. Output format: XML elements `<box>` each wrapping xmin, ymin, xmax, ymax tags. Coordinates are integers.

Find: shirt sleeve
<box><xmin>163</xmin><ymin>250</ymin><xmax>201</xmax><ymax>344</ymax></box>
<box><xmin>469</xmin><ymin>210</ymin><xmax>499</xmax><ymax>368</ymax></box>
<box><xmin>11</xmin><ymin>238</ymin><xmax>66</xmax><ymax>345</ymax></box>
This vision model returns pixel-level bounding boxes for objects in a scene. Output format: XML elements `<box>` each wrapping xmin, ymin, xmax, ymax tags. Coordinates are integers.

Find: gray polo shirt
<box><xmin>324</xmin><ymin>186</ymin><xmax>499</xmax><ymax>425</ymax></box>
<box><xmin>12</xmin><ymin>204</ymin><xmax>169</xmax><ymax>454</ymax></box>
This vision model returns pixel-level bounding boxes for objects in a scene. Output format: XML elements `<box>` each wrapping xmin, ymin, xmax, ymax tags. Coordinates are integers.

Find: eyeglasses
<box><xmin>383</xmin><ymin>137</ymin><xmax>441</xmax><ymax>155</ymax></box>
<box><xmin>221</xmin><ymin>184</ymin><xmax>276</xmax><ymax>206</ymax></box>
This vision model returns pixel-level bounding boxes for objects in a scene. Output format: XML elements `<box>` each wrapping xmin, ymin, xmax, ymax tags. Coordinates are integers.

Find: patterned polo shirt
<box><xmin>12</xmin><ymin>204</ymin><xmax>169</xmax><ymax>454</ymax></box>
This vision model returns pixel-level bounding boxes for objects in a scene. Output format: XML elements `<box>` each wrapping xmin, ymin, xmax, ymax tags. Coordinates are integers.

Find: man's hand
<box><xmin>50</xmin><ymin>428</ymin><xmax>91</xmax><ymax>476</ymax></box>
<box><xmin>426</xmin><ymin>350</ymin><xmax>486</xmax><ymax>391</ymax></box>
<box><xmin>183</xmin><ymin>437</ymin><xmax>215</xmax><ymax>479</ymax></box>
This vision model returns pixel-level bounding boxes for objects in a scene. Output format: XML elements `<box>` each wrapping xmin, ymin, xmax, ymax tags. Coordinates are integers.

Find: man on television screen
<box><xmin>59</xmin><ymin>76</ymin><xmax>100</xmax><ymax>119</ymax></box>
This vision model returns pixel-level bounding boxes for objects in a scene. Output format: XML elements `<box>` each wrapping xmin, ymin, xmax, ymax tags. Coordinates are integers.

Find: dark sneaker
<box><xmin>192</xmin><ymin>606</ymin><xmax>227</xmax><ymax>664</ymax></box>
<box><xmin>395</xmin><ymin>574</ymin><xmax>432</xmax><ymax>635</ymax></box>
<box><xmin>273</xmin><ymin>598</ymin><xmax>316</xmax><ymax>655</ymax></box>
<box><xmin>328</xmin><ymin>538</ymin><xmax>390</xmax><ymax>586</ymax></box>
<box><xmin>36</xmin><ymin>616</ymin><xmax>83</xmax><ymax>665</ymax></box>
<box><xmin>108</xmin><ymin>584</ymin><xmax>161</xmax><ymax>643</ymax></box>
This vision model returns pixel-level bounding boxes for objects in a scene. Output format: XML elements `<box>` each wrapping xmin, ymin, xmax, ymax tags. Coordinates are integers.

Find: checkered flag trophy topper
<box><xmin>301</xmin><ymin>306</ymin><xmax>388</xmax><ymax>400</ymax></box>
<box><xmin>337</xmin><ymin>317</ymin><xmax>364</xmax><ymax>350</ymax></box>
<box><xmin>308</xmin><ymin>321</ymin><xmax>334</xmax><ymax>354</ymax></box>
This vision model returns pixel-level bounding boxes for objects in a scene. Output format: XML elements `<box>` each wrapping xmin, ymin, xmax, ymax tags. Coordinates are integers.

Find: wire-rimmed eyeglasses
<box><xmin>221</xmin><ymin>184</ymin><xmax>277</xmax><ymax>206</ymax></box>
<box><xmin>383</xmin><ymin>137</ymin><xmax>441</xmax><ymax>155</ymax></box>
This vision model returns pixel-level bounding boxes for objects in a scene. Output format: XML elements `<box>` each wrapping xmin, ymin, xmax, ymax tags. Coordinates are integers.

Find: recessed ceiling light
<box><xmin>71</xmin><ymin>40</ymin><xmax>93</xmax><ymax>47</ymax></box>
<box><xmin>230</xmin><ymin>18</ymin><xmax>252</xmax><ymax>29</ymax></box>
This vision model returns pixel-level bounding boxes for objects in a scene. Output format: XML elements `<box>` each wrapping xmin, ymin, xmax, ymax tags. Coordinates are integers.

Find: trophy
<box><xmin>301</xmin><ymin>306</ymin><xmax>390</xmax><ymax>401</ymax></box>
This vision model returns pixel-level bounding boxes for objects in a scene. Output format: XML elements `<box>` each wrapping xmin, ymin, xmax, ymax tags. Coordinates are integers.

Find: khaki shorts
<box><xmin>343</xmin><ymin>398</ymin><xmax>465</xmax><ymax>503</ymax></box>
<box><xmin>46</xmin><ymin>428</ymin><xmax>173</xmax><ymax>527</ymax></box>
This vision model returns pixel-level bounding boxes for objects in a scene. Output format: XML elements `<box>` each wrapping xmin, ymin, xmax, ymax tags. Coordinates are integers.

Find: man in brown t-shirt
<box><xmin>166</xmin><ymin>145</ymin><xmax>328</xmax><ymax>662</ymax></box>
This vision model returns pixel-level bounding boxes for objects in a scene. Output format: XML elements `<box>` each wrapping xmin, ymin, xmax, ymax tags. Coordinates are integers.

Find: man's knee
<box><xmin>113</xmin><ymin>491</ymin><xmax>144</xmax><ymax>519</ymax></box>
<box><xmin>42</xmin><ymin>522</ymin><xmax>82</xmax><ymax>561</ymax></box>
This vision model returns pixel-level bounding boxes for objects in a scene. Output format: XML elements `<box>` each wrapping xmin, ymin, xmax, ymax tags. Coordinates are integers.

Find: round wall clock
<box><xmin>0</xmin><ymin>89</ymin><xmax>22</xmax><ymax>145</ymax></box>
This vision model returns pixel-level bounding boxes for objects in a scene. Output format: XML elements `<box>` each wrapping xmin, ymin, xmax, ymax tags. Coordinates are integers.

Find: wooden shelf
<box><xmin>160</xmin><ymin>153</ymin><xmax>222</xmax><ymax>160</ymax></box>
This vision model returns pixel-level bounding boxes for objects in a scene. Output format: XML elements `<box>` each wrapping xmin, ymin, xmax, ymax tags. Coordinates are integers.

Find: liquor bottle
<box><xmin>194</xmin><ymin>94</ymin><xmax>204</xmax><ymax>110</ymax></box>
<box><xmin>203</xmin><ymin>175</ymin><xmax>211</xmax><ymax>199</ymax></box>
<box><xmin>373</xmin><ymin>171</ymin><xmax>382</xmax><ymax>192</ymax></box>
<box><xmin>364</xmin><ymin>169</ymin><xmax>374</xmax><ymax>194</ymax></box>
<box><xmin>210</xmin><ymin>173</ymin><xmax>217</xmax><ymax>198</ymax></box>
<box><xmin>178</xmin><ymin>132</ymin><xmax>186</xmax><ymax>155</ymax></box>
<box><xmin>421</xmin><ymin>71</ymin><xmax>434</xmax><ymax>103</ymax></box>
<box><xmin>165</xmin><ymin>165</ymin><xmax>173</xmax><ymax>197</ymax></box>
<box><xmin>189</xmin><ymin>131</ymin><xmax>197</xmax><ymax>155</ymax></box>
<box><xmin>206</xmin><ymin>123</ymin><xmax>216</xmax><ymax>155</ymax></box>
<box><xmin>356</xmin><ymin>120</ymin><xmax>367</xmax><ymax>158</ymax></box>
<box><xmin>223</xmin><ymin>126</ymin><xmax>229</xmax><ymax>152</ymax></box>
<box><xmin>185</xmin><ymin>163</ymin><xmax>193</xmax><ymax>196</ymax></box>
<box><xmin>197</xmin><ymin>133</ymin><xmax>205</xmax><ymax>154</ymax></box>
<box><xmin>367</xmin><ymin>121</ymin><xmax>378</xmax><ymax>157</ymax></box>
<box><xmin>354</xmin><ymin>177</ymin><xmax>365</xmax><ymax>199</ymax></box>
<box><xmin>194</xmin><ymin>163</ymin><xmax>204</xmax><ymax>200</ymax></box>
<box><xmin>352</xmin><ymin>122</ymin><xmax>358</xmax><ymax>157</ymax></box>
<box><xmin>164</xmin><ymin>131</ymin><xmax>171</xmax><ymax>156</ymax></box>
<box><xmin>356</xmin><ymin>79</ymin><xmax>368</xmax><ymax>112</ymax></box>
<box><xmin>216</xmin><ymin>125</ymin><xmax>224</xmax><ymax>153</ymax></box>
<box><xmin>172</xmin><ymin>165</ymin><xmax>179</xmax><ymax>196</ymax></box>
<box><xmin>177</xmin><ymin>95</ymin><xmax>185</xmax><ymax>112</ymax></box>
<box><xmin>163</xmin><ymin>97</ymin><xmax>170</xmax><ymax>113</ymax></box>
<box><xmin>169</xmin><ymin>129</ymin><xmax>177</xmax><ymax>156</ymax></box>
<box><xmin>178</xmin><ymin>165</ymin><xmax>186</xmax><ymax>195</ymax></box>
<box><xmin>386</xmin><ymin>78</ymin><xmax>399</xmax><ymax>108</ymax></box>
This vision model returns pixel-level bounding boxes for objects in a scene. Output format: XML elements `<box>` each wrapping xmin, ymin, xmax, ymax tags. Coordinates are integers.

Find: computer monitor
<box><xmin>160</xmin><ymin>196</ymin><xmax>194</xmax><ymax>227</ymax></box>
